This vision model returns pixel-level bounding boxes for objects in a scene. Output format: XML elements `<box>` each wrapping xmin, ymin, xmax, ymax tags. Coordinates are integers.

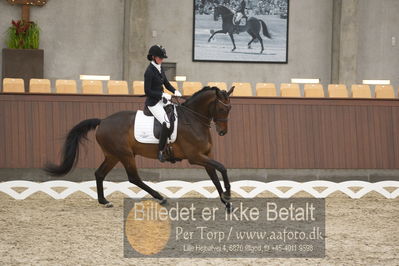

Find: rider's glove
<box><xmin>174</xmin><ymin>90</ymin><xmax>182</xmax><ymax>97</ymax></box>
<box><xmin>162</xmin><ymin>93</ymin><xmax>172</xmax><ymax>101</ymax></box>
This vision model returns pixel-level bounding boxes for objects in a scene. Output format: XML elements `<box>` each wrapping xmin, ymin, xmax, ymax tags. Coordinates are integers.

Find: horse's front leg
<box><xmin>228</xmin><ymin>32</ymin><xmax>236</xmax><ymax>51</ymax></box>
<box><xmin>205</xmin><ymin>166</ymin><xmax>233</xmax><ymax>213</ymax></box>
<box><xmin>188</xmin><ymin>154</ymin><xmax>232</xmax><ymax>211</ymax></box>
<box><xmin>206</xmin><ymin>159</ymin><xmax>231</xmax><ymax>201</ymax></box>
<box><xmin>205</xmin><ymin>166</ymin><xmax>226</xmax><ymax>200</ymax></box>
<box><xmin>208</xmin><ymin>29</ymin><xmax>226</xmax><ymax>42</ymax></box>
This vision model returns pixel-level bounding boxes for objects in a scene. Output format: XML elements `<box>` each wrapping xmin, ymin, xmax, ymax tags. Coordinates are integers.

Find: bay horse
<box><xmin>44</xmin><ymin>86</ymin><xmax>235</xmax><ymax>211</ymax></box>
<box><xmin>208</xmin><ymin>5</ymin><xmax>272</xmax><ymax>53</ymax></box>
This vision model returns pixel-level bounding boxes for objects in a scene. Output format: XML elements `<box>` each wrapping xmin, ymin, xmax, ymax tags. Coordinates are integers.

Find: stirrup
<box><xmin>158</xmin><ymin>150</ymin><xmax>166</xmax><ymax>163</ymax></box>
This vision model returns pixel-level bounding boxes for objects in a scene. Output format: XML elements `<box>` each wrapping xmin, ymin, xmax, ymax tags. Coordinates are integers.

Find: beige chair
<box><xmin>328</xmin><ymin>84</ymin><xmax>348</xmax><ymax>98</ymax></box>
<box><xmin>2</xmin><ymin>78</ymin><xmax>24</xmax><ymax>93</ymax></box>
<box><xmin>108</xmin><ymin>80</ymin><xmax>129</xmax><ymax>95</ymax></box>
<box><xmin>82</xmin><ymin>80</ymin><xmax>103</xmax><ymax>94</ymax></box>
<box><xmin>280</xmin><ymin>83</ymin><xmax>301</xmax><ymax>97</ymax></box>
<box><xmin>163</xmin><ymin>81</ymin><xmax>179</xmax><ymax>95</ymax></box>
<box><xmin>29</xmin><ymin>79</ymin><xmax>51</xmax><ymax>93</ymax></box>
<box><xmin>231</xmin><ymin>82</ymin><xmax>252</xmax><ymax>96</ymax></box>
<box><xmin>208</xmin><ymin>82</ymin><xmax>227</xmax><ymax>91</ymax></box>
<box><xmin>182</xmin><ymin>81</ymin><xmax>202</xmax><ymax>96</ymax></box>
<box><xmin>375</xmin><ymin>85</ymin><xmax>395</xmax><ymax>99</ymax></box>
<box><xmin>351</xmin><ymin>84</ymin><xmax>371</xmax><ymax>98</ymax></box>
<box><xmin>56</xmin><ymin>80</ymin><xmax>77</xmax><ymax>94</ymax></box>
<box><xmin>256</xmin><ymin>83</ymin><xmax>277</xmax><ymax>97</ymax></box>
<box><xmin>304</xmin><ymin>84</ymin><xmax>324</xmax><ymax>98</ymax></box>
<box><xmin>132</xmin><ymin>81</ymin><xmax>144</xmax><ymax>95</ymax></box>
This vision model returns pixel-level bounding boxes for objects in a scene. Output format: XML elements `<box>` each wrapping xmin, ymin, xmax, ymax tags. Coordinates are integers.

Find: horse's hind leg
<box><xmin>256</xmin><ymin>33</ymin><xmax>264</xmax><ymax>53</ymax></box>
<box><xmin>247</xmin><ymin>32</ymin><xmax>256</xmax><ymax>49</ymax></box>
<box><xmin>95</xmin><ymin>155</ymin><xmax>118</xmax><ymax>207</ymax></box>
<box><xmin>121</xmin><ymin>156</ymin><xmax>166</xmax><ymax>204</ymax></box>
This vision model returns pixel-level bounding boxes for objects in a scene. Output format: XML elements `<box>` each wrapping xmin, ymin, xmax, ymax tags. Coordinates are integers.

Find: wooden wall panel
<box><xmin>1</xmin><ymin>94</ymin><xmax>399</xmax><ymax>169</ymax></box>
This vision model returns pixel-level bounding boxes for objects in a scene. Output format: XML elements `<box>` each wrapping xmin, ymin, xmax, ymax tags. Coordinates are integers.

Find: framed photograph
<box><xmin>193</xmin><ymin>0</ymin><xmax>289</xmax><ymax>63</ymax></box>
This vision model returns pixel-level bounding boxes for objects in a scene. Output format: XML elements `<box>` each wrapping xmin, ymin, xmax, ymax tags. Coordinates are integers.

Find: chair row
<box><xmin>2</xmin><ymin>78</ymin><xmax>178</xmax><ymax>95</ymax></box>
<box><xmin>2</xmin><ymin>78</ymin><xmax>136</xmax><ymax>94</ymax></box>
<box><xmin>1</xmin><ymin>78</ymin><xmax>397</xmax><ymax>98</ymax></box>
<box><xmin>264</xmin><ymin>83</ymin><xmax>396</xmax><ymax>98</ymax></box>
<box><xmin>1</xmin><ymin>79</ymin><xmax>223</xmax><ymax>95</ymax></box>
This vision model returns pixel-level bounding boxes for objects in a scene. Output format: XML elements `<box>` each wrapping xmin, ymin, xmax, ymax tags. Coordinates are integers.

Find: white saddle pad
<box><xmin>134</xmin><ymin>109</ymin><xmax>178</xmax><ymax>144</ymax></box>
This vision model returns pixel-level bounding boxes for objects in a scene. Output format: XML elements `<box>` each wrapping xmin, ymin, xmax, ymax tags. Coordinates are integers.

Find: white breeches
<box><xmin>234</xmin><ymin>12</ymin><xmax>243</xmax><ymax>24</ymax></box>
<box><xmin>148</xmin><ymin>99</ymin><xmax>171</xmax><ymax>128</ymax></box>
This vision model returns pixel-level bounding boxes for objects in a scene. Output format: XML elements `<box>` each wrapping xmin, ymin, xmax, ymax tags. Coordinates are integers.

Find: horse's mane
<box><xmin>216</xmin><ymin>5</ymin><xmax>233</xmax><ymax>15</ymax></box>
<box><xmin>182</xmin><ymin>86</ymin><xmax>224</xmax><ymax>106</ymax></box>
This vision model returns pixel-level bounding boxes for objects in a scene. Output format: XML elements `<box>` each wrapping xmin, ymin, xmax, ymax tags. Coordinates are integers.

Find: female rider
<box><xmin>144</xmin><ymin>45</ymin><xmax>182</xmax><ymax>162</ymax></box>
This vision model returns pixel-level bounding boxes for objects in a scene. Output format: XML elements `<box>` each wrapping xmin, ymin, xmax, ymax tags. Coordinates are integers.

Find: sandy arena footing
<box><xmin>0</xmin><ymin>190</ymin><xmax>398</xmax><ymax>265</ymax></box>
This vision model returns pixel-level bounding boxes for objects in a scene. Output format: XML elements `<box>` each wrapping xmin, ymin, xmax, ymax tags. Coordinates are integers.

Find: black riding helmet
<box><xmin>147</xmin><ymin>45</ymin><xmax>168</xmax><ymax>61</ymax></box>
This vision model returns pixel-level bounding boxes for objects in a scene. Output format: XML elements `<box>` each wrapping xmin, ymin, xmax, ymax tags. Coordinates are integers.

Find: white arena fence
<box><xmin>0</xmin><ymin>180</ymin><xmax>398</xmax><ymax>200</ymax></box>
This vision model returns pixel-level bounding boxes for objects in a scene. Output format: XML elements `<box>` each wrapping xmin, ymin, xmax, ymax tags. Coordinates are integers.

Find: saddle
<box><xmin>143</xmin><ymin>104</ymin><xmax>176</xmax><ymax>140</ymax></box>
<box><xmin>134</xmin><ymin>104</ymin><xmax>180</xmax><ymax>163</ymax></box>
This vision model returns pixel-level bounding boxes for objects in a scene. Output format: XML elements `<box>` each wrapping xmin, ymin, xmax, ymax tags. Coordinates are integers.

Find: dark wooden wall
<box><xmin>1</xmin><ymin>93</ymin><xmax>398</xmax><ymax>169</ymax></box>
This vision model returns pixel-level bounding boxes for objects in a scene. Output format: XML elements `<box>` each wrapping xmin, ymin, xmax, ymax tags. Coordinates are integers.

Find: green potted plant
<box><xmin>6</xmin><ymin>20</ymin><xmax>40</xmax><ymax>49</ymax></box>
<box><xmin>2</xmin><ymin>0</ymin><xmax>48</xmax><ymax>91</ymax></box>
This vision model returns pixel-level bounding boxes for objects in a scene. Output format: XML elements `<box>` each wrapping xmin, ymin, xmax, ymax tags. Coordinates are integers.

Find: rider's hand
<box><xmin>174</xmin><ymin>90</ymin><xmax>182</xmax><ymax>97</ymax></box>
<box><xmin>162</xmin><ymin>93</ymin><xmax>172</xmax><ymax>101</ymax></box>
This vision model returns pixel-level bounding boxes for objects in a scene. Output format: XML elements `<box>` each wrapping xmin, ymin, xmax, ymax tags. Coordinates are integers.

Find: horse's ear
<box><xmin>215</xmin><ymin>87</ymin><xmax>223</xmax><ymax>98</ymax></box>
<box><xmin>227</xmin><ymin>86</ymin><xmax>235</xmax><ymax>96</ymax></box>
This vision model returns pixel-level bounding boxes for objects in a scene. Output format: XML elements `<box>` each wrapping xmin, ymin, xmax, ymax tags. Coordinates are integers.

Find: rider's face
<box><xmin>154</xmin><ymin>56</ymin><xmax>164</xmax><ymax>64</ymax></box>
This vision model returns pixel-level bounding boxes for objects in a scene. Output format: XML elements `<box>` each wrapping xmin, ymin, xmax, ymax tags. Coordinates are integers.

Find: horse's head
<box><xmin>213</xmin><ymin>5</ymin><xmax>234</xmax><ymax>21</ymax></box>
<box><xmin>182</xmin><ymin>86</ymin><xmax>234</xmax><ymax>136</ymax></box>
<box><xmin>213</xmin><ymin>86</ymin><xmax>234</xmax><ymax>136</ymax></box>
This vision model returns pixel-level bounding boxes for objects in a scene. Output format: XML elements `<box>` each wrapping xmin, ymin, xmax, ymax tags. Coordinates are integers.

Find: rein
<box><xmin>179</xmin><ymin>105</ymin><xmax>212</xmax><ymax>128</ymax></box>
<box><xmin>174</xmin><ymin>96</ymin><xmax>230</xmax><ymax>128</ymax></box>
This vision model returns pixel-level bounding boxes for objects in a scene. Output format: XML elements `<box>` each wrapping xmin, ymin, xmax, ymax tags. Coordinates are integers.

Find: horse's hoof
<box><xmin>99</xmin><ymin>198</ymin><xmax>112</xmax><ymax>207</ymax></box>
<box><xmin>232</xmin><ymin>48</ymin><xmax>236</xmax><ymax>52</ymax></box>
<box><xmin>159</xmin><ymin>198</ymin><xmax>168</xmax><ymax>205</ymax></box>
<box><xmin>260</xmin><ymin>50</ymin><xmax>263</xmax><ymax>54</ymax></box>
<box><xmin>248</xmin><ymin>46</ymin><xmax>252</xmax><ymax>49</ymax></box>
<box><xmin>221</xmin><ymin>191</ymin><xmax>231</xmax><ymax>202</ymax></box>
<box><xmin>225</xmin><ymin>202</ymin><xmax>234</xmax><ymax>214</ymax></box>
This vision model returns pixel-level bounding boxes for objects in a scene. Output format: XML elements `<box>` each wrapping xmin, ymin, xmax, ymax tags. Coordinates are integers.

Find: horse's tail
<box><xmin>43</xmin><ymin>118</ymin><xmax>101</xmax><ymax>176</ymax></box>
<box><xmin>259</xmin><ymin>19</ymin><xmax>272</xmax><ymax>39</ymax></box>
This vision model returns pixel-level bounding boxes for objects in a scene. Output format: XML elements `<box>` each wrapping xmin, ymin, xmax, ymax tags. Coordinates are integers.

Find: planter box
<box><xmin>2</xmin><ymin>48</ymin><xmax>44</xmax><ymax>92</ymax></box>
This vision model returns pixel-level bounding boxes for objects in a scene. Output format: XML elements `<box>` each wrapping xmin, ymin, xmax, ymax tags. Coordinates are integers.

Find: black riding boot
<box><xmin>234</xmin><ymin>24</ymin><xmax>240</xmax><ymax>34</ymax></box>
<box><xmin>158</xmin><ymin>122</ymin><xmax>169</xmax><ymax>162</ymax></box>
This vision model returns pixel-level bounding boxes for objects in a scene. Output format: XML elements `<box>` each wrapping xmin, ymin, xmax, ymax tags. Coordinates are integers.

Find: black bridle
<box><xmin>175</xmin><ymin>96</ymin><xmax>231</xmax><ymax>128</ymax></box>
<box><xmin>212</xmin><ymin>98</ymin><xmax>230</xmax><ymax>123</ymax></box>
